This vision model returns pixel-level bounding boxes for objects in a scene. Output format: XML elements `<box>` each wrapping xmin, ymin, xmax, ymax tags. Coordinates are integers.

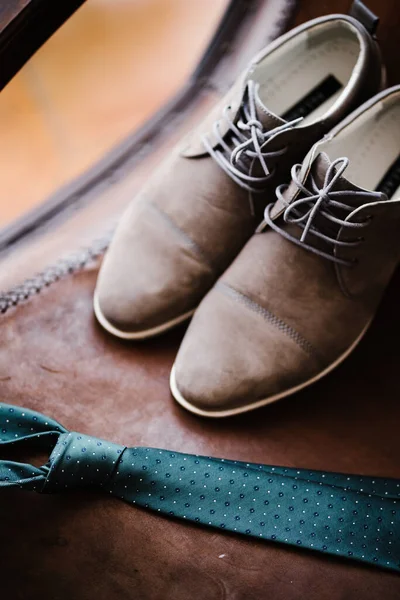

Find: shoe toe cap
<box><xmin>95</xmin><ymin>199</ymin><xmax>215</xmax><ymax>336</ymax></box>
<box><xmin>172</xmin><ymin>284</ymin><xmax>320</xmax><ymax>416</ymax></box>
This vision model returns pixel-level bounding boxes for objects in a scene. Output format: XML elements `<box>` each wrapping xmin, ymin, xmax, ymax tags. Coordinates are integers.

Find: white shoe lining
<box><xmin>254</xmin><ymin>22</ymin><xmax>361</xmax><ymax>126</ymax></box>
<box><xmin>320</xmin><ymin>94</ymin><xmax>400</xmax><ymax>195</ymax></box>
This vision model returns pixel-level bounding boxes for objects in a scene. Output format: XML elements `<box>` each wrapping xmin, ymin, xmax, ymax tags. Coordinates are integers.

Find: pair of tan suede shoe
<box><xmin>94</xmin><ymin>7</ymin><xmax>400</xmax><ymax>417</ymax></box>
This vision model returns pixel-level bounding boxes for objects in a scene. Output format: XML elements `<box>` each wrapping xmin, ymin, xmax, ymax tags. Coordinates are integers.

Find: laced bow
<box><xmin>265</xmin><ymin>157</ymin><xmax>386</xmax><ymax>266</ymax></box>
<box><xmin>202</xmin><ymin>80</ymin><xmax>302</xmax><ymax>213</ymax></box>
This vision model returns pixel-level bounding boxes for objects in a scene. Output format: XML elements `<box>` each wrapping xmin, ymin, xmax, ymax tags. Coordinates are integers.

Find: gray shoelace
<box><xmin>202</xmin><ymin>80</ymin><xmax>301</xmax><ymax>213</ymax></box>
<box><xmin>264</xmin><ymin>157</ymin><xmax>386</xmax><ymax>266</ymax></box>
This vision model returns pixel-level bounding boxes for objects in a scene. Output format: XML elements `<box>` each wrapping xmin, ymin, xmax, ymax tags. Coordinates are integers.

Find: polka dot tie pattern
<box><xmin>1</xmin><ymin>403</ymin><xmax>400</xmax><ymax>573</ymax></box>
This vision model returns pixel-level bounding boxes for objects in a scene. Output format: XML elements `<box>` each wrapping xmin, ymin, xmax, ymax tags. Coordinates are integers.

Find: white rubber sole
<box><xmin>93</xmin><ymin>292</ymin><xmax>195</xmax><ymax>340</ymax></box>
<box><xmin>169</xmin><ymin>321</ymin><xmax>371</xmax><ymax>418</ymax></box>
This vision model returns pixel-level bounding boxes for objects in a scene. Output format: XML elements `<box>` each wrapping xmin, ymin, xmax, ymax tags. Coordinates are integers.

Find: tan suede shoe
<box><xmin>171</xmin><ymin>86</ymin><xmax>400</xmax><ymax>417</ymax></box>
<box><xmin>95</xmin><ymin>12</ymin><xmax>382</xmax><ymax>339</ymax></box>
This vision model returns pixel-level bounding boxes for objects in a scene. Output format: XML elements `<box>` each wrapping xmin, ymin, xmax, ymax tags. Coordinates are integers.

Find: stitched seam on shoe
<box><xmin>147</xmin><ymin>201</ymin><xmax>214</xmax><ymax>271</ymax></box>
<box><xmin>217</xmin><ymin>282</ymin><xmax>320</xmax><ymax>361</ymax></box>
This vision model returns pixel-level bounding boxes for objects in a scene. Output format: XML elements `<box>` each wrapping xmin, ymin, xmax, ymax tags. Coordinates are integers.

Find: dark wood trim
<box><xmin>0</xmin><ymin>0</ymin><xmax>86</xmax><ymax>91</ymax></box>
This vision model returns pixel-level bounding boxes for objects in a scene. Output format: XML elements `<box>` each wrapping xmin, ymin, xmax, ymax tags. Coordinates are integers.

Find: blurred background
<box><xmin>0</xmin><ymin>0</ymin><xmax>227</xmax><ymax>227</ymax></box>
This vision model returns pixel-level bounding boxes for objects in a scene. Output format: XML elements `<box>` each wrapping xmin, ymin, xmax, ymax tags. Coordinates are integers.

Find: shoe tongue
<box><xmin>276</xmin><ymin>151</ymin><xmax>373</xmax><ymax>215</ymax></box>
<box><xmin>309</xmin><ymin>152</ymin><xmax>368</xmax><ymax>207</ymax></box>
<box><xmin>252</xmin><ymin>87</ymin><xmax>287</xmax><ymax>131</ymax></box>
<box><xmin>275</xmin><ymin>152</ymin><xmax>377</xmax><ymax>249</ymax></box>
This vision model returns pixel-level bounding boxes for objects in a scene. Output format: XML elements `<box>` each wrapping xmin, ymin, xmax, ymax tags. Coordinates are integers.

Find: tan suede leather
<box><xmin>172</xmin><ymin>87</ymin><xmax>400</xmax><ymax>417</ymax></box>
<box><xmin>95</xmin><ymin>14</ymin><xmax>382</xmax><ymax>339</ymax></box>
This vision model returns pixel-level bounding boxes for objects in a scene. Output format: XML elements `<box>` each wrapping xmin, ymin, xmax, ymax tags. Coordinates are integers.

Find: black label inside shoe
<box><xmin>376</xmin><ymin>154</ymin><xmax>400</xmax><ymax>199</ymax></box>
<box><xmin>282</xmin><ymin>74</ymin><xmax>343</xmax><ymax>122</ymax></box>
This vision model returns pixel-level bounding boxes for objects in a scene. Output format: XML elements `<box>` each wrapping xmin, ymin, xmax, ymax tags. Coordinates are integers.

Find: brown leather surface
<box><xmin>1</xmin><ymin>258</ymin><xmax>400</xmax><ymax>599</ymax></box>
<box><xmin>2</xmin><ymin>1</ymin><xmax>400</xmax><ymax>598</ymax></box>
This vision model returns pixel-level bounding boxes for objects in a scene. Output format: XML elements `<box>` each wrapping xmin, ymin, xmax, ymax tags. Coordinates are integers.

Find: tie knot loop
<box><xmin>43</xmin><ymin>431</ymin><xmax>126</xmax><ymax>492</ymax></box>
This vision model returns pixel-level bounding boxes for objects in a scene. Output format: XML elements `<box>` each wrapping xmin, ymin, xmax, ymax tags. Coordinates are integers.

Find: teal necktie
<box><xmin>1</xmin><ymin>402</ymin><xmax>399</xmax><ymax>573</ymax></box>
